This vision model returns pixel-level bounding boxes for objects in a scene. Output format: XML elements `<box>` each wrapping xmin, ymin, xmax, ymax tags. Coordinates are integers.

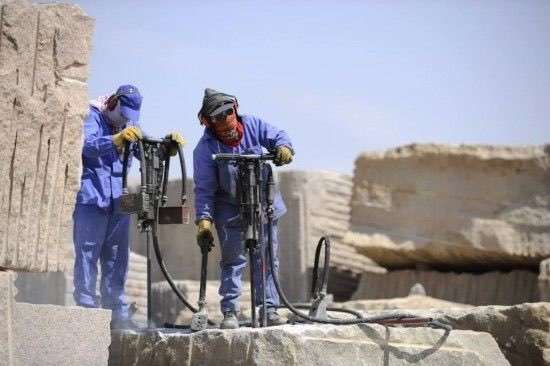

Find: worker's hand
<box><xmin>112</xmin><ymin>126</ymin><xmax>143</xmax><ymax>152</ymax></box>
<box><xmin>165</xmin><ymin>132</ymin><xmax>186</xmax><ymax>156</ymax></box>
<box><xmin>273</xmin><ymin>146</ymin><xmax>293</xmax><ymax>166</ymax></box>
<box><xmin>196</xmin><ymin>219</ymin><xmax>214</xmax><ymax>251</ymax></box>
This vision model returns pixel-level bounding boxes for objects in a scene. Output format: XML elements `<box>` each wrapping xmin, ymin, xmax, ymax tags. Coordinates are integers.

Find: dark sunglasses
<box><xmin>211</xmin><ymin>108</ymin><xmax>234</xmax><ymax>123</ymax></box>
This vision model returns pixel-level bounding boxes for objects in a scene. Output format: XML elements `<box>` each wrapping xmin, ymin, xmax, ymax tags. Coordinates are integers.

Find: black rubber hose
<box><xmin>311</xmin><ymin>236</ymin><xmax>330</xmax><ymax>299</ymax></box>
<box><xmin>122</xmin><ymin>141</ymin><xmax>131</xmax><ymax>192</ymax></box>
<box><xmin>137</xmin><ymin>140</ymin><xmax>146</xmax><ymax>189</ymax></box>
<box><xmin>274</xmin><ymin>303</ymin><xmax>364</xmax><ymax>319</ymax></box>
<box><xmin>177</xmin><ymin>144</ymin><xmax>187</xmax><ymax>205</ymax></box>
<box><xmin>161</xmin><ymin>156</ymin><xmax>170</xmax><ymax>206</ymax></box>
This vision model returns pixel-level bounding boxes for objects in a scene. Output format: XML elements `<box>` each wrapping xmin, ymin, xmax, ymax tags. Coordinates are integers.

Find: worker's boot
<box><xmin>220</xmin><ymin>310</ymin><xmax>239</xmax><ymax>329</ymax></box>
<box><xmin>261</xmin><ymin>308</ymin><xmax>287</xmax><ymax>326</ymax></box>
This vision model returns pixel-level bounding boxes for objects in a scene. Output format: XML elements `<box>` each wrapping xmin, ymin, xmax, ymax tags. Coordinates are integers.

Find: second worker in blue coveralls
<box><xmin>193</xmin><ymin>88</ymin><xmax>294</xmax><ymax>329</ymax></box>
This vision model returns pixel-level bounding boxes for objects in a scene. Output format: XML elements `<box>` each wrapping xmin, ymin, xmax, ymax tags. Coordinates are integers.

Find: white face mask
<box><xmin>105</xmin><ymin>100</ymin><xmax>129</xmax><ymax>127</ymax></box>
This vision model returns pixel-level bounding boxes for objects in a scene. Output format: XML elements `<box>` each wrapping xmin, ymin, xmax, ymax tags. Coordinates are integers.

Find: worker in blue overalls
<box><xmin>193</xmin><ymin>88</ymin><xmax>294</xmax><ymax>329</ymax></box>
<box><xmin>73</xmin><ymin>84</ymin><xmax>184</xmax><ymax>329</ymax></box>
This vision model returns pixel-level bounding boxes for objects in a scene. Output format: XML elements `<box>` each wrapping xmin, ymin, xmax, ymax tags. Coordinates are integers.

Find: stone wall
<box><xmin>0</xmin><ymin>0</ymin><xmax>93</xmax><ymax>272</ymax></box>
<box><xmin>346</xmin><ymin>144</ymin><xmax>550</xmax><ymax>269</ymax></box>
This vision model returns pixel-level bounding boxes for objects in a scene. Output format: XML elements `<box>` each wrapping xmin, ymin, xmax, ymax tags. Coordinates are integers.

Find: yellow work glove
<box><xmin>112</xmin><ymin>126</ymin><xmax>143</xmax><ymax>152</ymax></box>
<box><xmin>273</xmin><ymin>146</ymin><xmax>293</xmax><ymax>166</ymax></box>
<box><xmin>165</xmin><ymin>132</ymin><xmax>186</xmax><ymax>156</ymax></box>
<box><xmin>196</xmin><ymin>219</ymin><xmax>214</xmax><ymax>251</ymax></box>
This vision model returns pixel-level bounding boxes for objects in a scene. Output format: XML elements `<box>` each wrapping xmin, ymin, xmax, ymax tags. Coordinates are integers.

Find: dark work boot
<box><xmin>220</xmin><ymin>311</ymin><xmax>239</xmax><ymax>329</ymax></box>
<box><xmin>261</xmin><ymin>308</ymin><xmax>287</xmax><ymax>327</ymax></box>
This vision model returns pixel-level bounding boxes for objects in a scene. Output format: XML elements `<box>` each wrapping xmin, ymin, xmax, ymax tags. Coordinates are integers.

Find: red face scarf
<box><xmin>209</xmin><ymin>112</ymin><xmax>244</xmax><ymax>147</ymax></box>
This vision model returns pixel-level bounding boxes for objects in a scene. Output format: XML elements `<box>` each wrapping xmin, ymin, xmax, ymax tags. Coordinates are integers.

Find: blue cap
<box><xmin>115</xmin><ymin>84</ymin><xmax>142</xmax><ymax>122</ymax></box>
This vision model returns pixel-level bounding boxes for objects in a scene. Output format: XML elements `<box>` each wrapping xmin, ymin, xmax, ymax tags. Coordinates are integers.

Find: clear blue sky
<box><xmin>73</xmin><ymin>0</ymin><xmax>550</xmax><ymax>176</ymax></box>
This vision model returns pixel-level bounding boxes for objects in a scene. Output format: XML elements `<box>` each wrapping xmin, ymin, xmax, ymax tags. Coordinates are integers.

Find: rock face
<box><xmin>342</xmin><ymin>302</ymin><xmax>550</xmax><ymax>366</ymax></box>
<box><xmin>0</xmin><ymin>0</ymin><xmax>94</xmax><ymax>272</ymax></box>
<box><xmin>110</xmin><ymin>323</ymin><xmax>509</xmax><ymax>366</ymax></box>
<box><xmin>1</xmin><ymin>271</ymin><xmax>111</xmax><ymax>366</ymax></box>
<box><xmin>353</xmin><ymin>269</ymin><xmax>539</xmax><ymax>305</ymax></box>
<box><xmin>13</xmin><ymin>303</ymin><xmax>111</xmax><ymax>366</ymax></box>
<box><xmin>347</xmin><ymin>144</ymin><xmax>550</xmax><ymax>269</ymax></box>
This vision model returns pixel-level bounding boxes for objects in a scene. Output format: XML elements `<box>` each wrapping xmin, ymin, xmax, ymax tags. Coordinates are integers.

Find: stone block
<box><xmin>0</xmin><ymin>0</ymin><xmax>94</xmax><ymax>272</ymax></box>
<box><xmin>109</xmin><ymin>323</ymin><xmax>509</xmax><ymax>366</ymax></box>
<box><xmin>347</xmin><ymin>144</ymin><xmax>550</xmax><ymax>268</ymax></box>
<box><xmin>1</xmin><ymin>272</ymin><xmax>111</xmax><ymax>366</ymax></box>
<box><xmin>0</xmin><ymin>271</ymin><xmax>17</xmax><ymax>366</ymax></box>
<box><xmin>13</xmin><ymin>303</ymin><xmax>111</xmax><ymax>366</ymax></box>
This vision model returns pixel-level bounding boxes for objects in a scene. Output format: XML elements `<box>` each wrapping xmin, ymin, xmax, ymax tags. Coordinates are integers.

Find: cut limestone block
<box><xmin>1</xmin><ymin>271</ymin><xmax>111</xmax><ymax>366</ymax></box>
<box><xmin>352</xmin><ymin>269</ymin><xmax>539</xmax><ymax>305</ymax></box>
<box><xmin>109</xmin><ymin>323</ymin><xmax>509</xmax><ymax>366</ymax></box>
<box><xmin>0</xmin><ymin>271</ymin><xmax>17</xmax><ymax>366</ymax></box>
<box><xmin>13</xmin><ymin>303</ymin><xmax>111</xmax><ymax>366</ymax></box>
<box><xmin>347</xmin><ymin>144</ymin><xmax>550</xmax><ymax>269</ymax></box>
<box><xmin>342</xmin><ymin>302</ymin><xmax>550</xmax><ymax>366</ymax></box>
<box><xmin>0</xmin><ymin>0</ymin><xmax>94</xmax><ymax>272</ymax></box>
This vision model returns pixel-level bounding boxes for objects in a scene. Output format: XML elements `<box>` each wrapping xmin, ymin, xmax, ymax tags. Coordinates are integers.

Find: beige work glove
<box><xmin>196</xmin><ymin>219</ymin><xmax>214</xmax><ymax>251</ymax></box>
<box><xmin>165</xmin><ymin>132</ymin><xmax>186</xmax><ymax>156</ymax></box>
<box><xmin>112</xmin><ymin>126</ymin><xmax>143</xmax><ymax>152</ymax></box>
<box><xmin>273</xmin><ymin>146</ymin><xmax>293</xmax><ymax>166</ymax></box>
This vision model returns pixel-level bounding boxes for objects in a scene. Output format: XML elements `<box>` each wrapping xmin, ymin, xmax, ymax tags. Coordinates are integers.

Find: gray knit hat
<box><xmin>198</xmin><ymin>88</ymin><xmax>237</xmax><ymax>118</ymax></box>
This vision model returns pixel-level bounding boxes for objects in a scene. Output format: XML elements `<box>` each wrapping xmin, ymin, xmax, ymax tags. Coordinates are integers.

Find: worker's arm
<box><xmin>256</xmin><ymin>117</ymin><xmax>294</xmax><ymax>154</ymax></box>
<box><xmin>256</xmin><ymin>117</ymin><xmax>294</xmax><ymax>165</ymax></box>
<box><xmin>81</xmin><ymin>110</ymin><xmax>119</xmax><ymax>158</ymax></box>
<box><xmin>193</xmin><ymin>142</ymin><xmax>218</xmax><ymax>223</ymax></box>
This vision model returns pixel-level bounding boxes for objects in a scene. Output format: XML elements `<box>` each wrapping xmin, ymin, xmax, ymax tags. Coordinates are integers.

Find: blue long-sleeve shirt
<box><xmin>193</xmin><ymin>114</ymin><xmax>293</xmax><ymax>225</ymax></box>
<box><xmin>76</xmin><ymin>105</ymin><xmax>139</xmax><ymax>208</ymax></box>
